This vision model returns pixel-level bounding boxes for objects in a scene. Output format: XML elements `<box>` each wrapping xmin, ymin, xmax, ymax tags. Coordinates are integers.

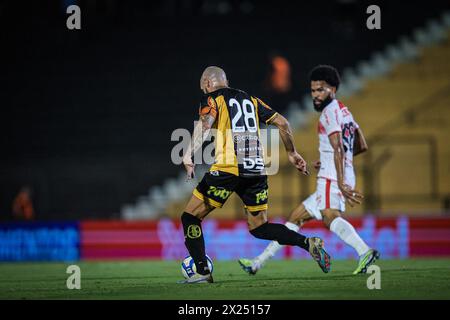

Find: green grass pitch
<box><xmin>1</xmin><ymin>259</ymin><xmax>449</xmax><ymax>300</ymax></box>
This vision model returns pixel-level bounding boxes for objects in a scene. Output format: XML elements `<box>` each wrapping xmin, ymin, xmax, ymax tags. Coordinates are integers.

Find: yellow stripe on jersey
<box><xmin>265</xmin><ymin>112</ymin><xmax>278</xmax><ymax>124</ymax></box>
<box><xmin>210</xmin><ymin>95</ymin><xmax>239</xmax><ymax>176</ymax></box>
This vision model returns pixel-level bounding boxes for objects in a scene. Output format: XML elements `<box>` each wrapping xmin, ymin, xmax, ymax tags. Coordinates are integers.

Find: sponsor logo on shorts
<box><xmin>256</xmin><ymin>189</ymin><xmax>268</xmax><ymax>204</ymax></box>
<box><xmin>207</xmin><ymin>186</ymin><xmax>232</xmax><ymax>200</ymax></box>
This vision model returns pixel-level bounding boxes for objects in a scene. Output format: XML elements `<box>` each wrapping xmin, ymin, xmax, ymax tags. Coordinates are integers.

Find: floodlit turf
<box><xmin>0</xmin><ymin>259</ymin><xmax>449</xmax><ymax>300</ymax></box>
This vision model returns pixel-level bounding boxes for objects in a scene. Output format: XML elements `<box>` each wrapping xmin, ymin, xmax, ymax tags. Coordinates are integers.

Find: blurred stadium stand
<box><xmin>158</xmin><ymin>8</ymin><xmax>450</xmax><ymax>220</ymax></box>
<box><xmin>1</xmin><ymin>0</ymin><xmax>449</xmax><ymax>220</ymax></box>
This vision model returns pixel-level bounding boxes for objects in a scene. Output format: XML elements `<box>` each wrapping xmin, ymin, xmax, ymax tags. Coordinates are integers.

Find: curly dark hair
<box><xmin>309</xmin><ymin>65</ymin><xmax>341</xmax><ymax>90</ymax></box>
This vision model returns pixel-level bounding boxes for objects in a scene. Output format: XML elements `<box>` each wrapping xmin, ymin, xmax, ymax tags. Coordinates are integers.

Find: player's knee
<box><xmin>184</xmin><ymin>210</ymin><xmax>203</xmax><ymax>220</ymax></box>
<box><xmin>181</xmin><ymin>211</ymin><xmax>201</xmax><ymax>225</ymax></box>
<box><xmin>322</xmin><ymin>211</ymin><xmax>340</xmax><ymax>229</ymax></box>
<box><xmin>288</xmin><ymin>205</ymin><xmax>310</xmax><ymax>226</ymax></box>
<box><xmin>249</xmin><ymin>222</ymin><xmax>270</xmax><ymax>239</ymax></box>
<box><xmin>247</xmin><ymin>210</ymin><xmax>267</xmax><ymax>230</ymax></box>
<box><xmin>184</xmin><ymin>202</ymin><xmax>213</xmax><ymax>220</ymax></box>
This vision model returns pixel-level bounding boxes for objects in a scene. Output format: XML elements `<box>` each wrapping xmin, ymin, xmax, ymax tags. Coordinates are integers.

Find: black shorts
<box><xmin>193</xmin><ymin>170</ymin><xmax>268</xmax><ymax>212</ymax></box>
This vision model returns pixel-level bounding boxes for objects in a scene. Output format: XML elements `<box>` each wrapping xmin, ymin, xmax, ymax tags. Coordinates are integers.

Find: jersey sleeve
<box><xmin>198</xmin><ymin>95</ymin><xmax>218</xmax><ymax>119</ymax></box>
<box><xmin>254</xmin><ymin>97</ymin><xmax>278</xmax><ymax>124</ymax></box>
<box><xmin>322</xmin><ymin>105</ymin><xmax>342</xmax><ymax>136</ymax></box>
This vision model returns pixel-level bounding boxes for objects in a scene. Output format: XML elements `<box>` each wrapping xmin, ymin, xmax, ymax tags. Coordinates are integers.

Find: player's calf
<box><xmin>249</xmin><ymin>222</ymin><xmax>310</xmax><ymax>251</ymax></box>
<box><xmin>181</xmin><ymin>212</ymin><xmax>211</xmax><ymax>275</ymax></box>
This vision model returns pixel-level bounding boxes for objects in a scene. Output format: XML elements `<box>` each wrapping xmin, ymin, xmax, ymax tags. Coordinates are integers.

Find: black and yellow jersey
<box><xmin>199</xmin><ymin>87</ymin><xmax>278</xmax><ymax>177</ymax></box>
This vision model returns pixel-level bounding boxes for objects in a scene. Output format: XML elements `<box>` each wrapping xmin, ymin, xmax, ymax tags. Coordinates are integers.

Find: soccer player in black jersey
<box><xmin>179</xmin><ymin>66</ymin><xmax>331</xmax><ymax>283</ymax></box>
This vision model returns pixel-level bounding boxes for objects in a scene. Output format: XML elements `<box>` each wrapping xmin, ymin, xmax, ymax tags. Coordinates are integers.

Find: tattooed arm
<box><xmin>182</xmin><ymin>114</ymin><xmax>216</xmax><ymax>180</ymax></box>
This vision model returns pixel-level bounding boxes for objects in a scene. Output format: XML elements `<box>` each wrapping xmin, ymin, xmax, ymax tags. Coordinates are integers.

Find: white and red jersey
<box><xmin>317</xmin><ymin>99</ymin><xmax>359</xmax><ymax>188</ymax></box>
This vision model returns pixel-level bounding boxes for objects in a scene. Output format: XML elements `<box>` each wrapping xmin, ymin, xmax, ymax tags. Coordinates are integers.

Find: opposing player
<box><xmin>239</xmin><ymin>65</ymin><xmax>379</xmax><ymax>275</ymax></box>
<box><xmin>179</xmin><ymin>66</ymin><xmax>331</xmax><ymax>283</ymax></box>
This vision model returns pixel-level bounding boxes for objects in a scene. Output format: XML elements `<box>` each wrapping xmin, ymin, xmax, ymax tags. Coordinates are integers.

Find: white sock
<box><xmin>285</xmin><ymin>221</ymin><xmax>300</xmax><ymax>232</ymax></box>
<box><xmin>329</xmin><ymin>217</ymin><xmax>369</xmax><ymax>257</ymax></box>
<box><xmin>254</xmin><ymin>222</ymin><xmax>300</xmax><ymax>266</ymax></box>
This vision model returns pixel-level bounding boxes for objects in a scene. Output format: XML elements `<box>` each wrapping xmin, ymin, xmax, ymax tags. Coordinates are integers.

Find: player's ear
<box><xmin>205</xmin><ymin>79</ymin><xmax>212</xmax><ymax>92</ymax></box>
<box><xmin>327</xmin><ymin>86</ymin><xmax>336</xmax><ymax>98</ymax></box>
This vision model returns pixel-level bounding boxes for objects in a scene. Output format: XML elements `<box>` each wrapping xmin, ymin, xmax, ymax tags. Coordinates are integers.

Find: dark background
<box><xmin>1</xmin><ymin>0</ymin><xmax>449</xmax><ymax>219</ymax></box>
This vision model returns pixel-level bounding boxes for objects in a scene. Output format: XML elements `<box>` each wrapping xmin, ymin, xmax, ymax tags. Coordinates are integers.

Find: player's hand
<box><xmin>312</xmin><ymin>160</ymin><xmax>321</xmax><ymax>171</ymax></box>
<box><xmin>288</xmin><ymin>151</ymin><xmax>309</xmax><ymax>176</ymax></box>
<box><xmin>183</xmin><ymin>157</ymin><xmax>195</xmax><ymax>181</ymax></box>
<box><xmin>339</xmin><ymin>183</ymin><xmax>363</xmax><ymax>207</ymax></box>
